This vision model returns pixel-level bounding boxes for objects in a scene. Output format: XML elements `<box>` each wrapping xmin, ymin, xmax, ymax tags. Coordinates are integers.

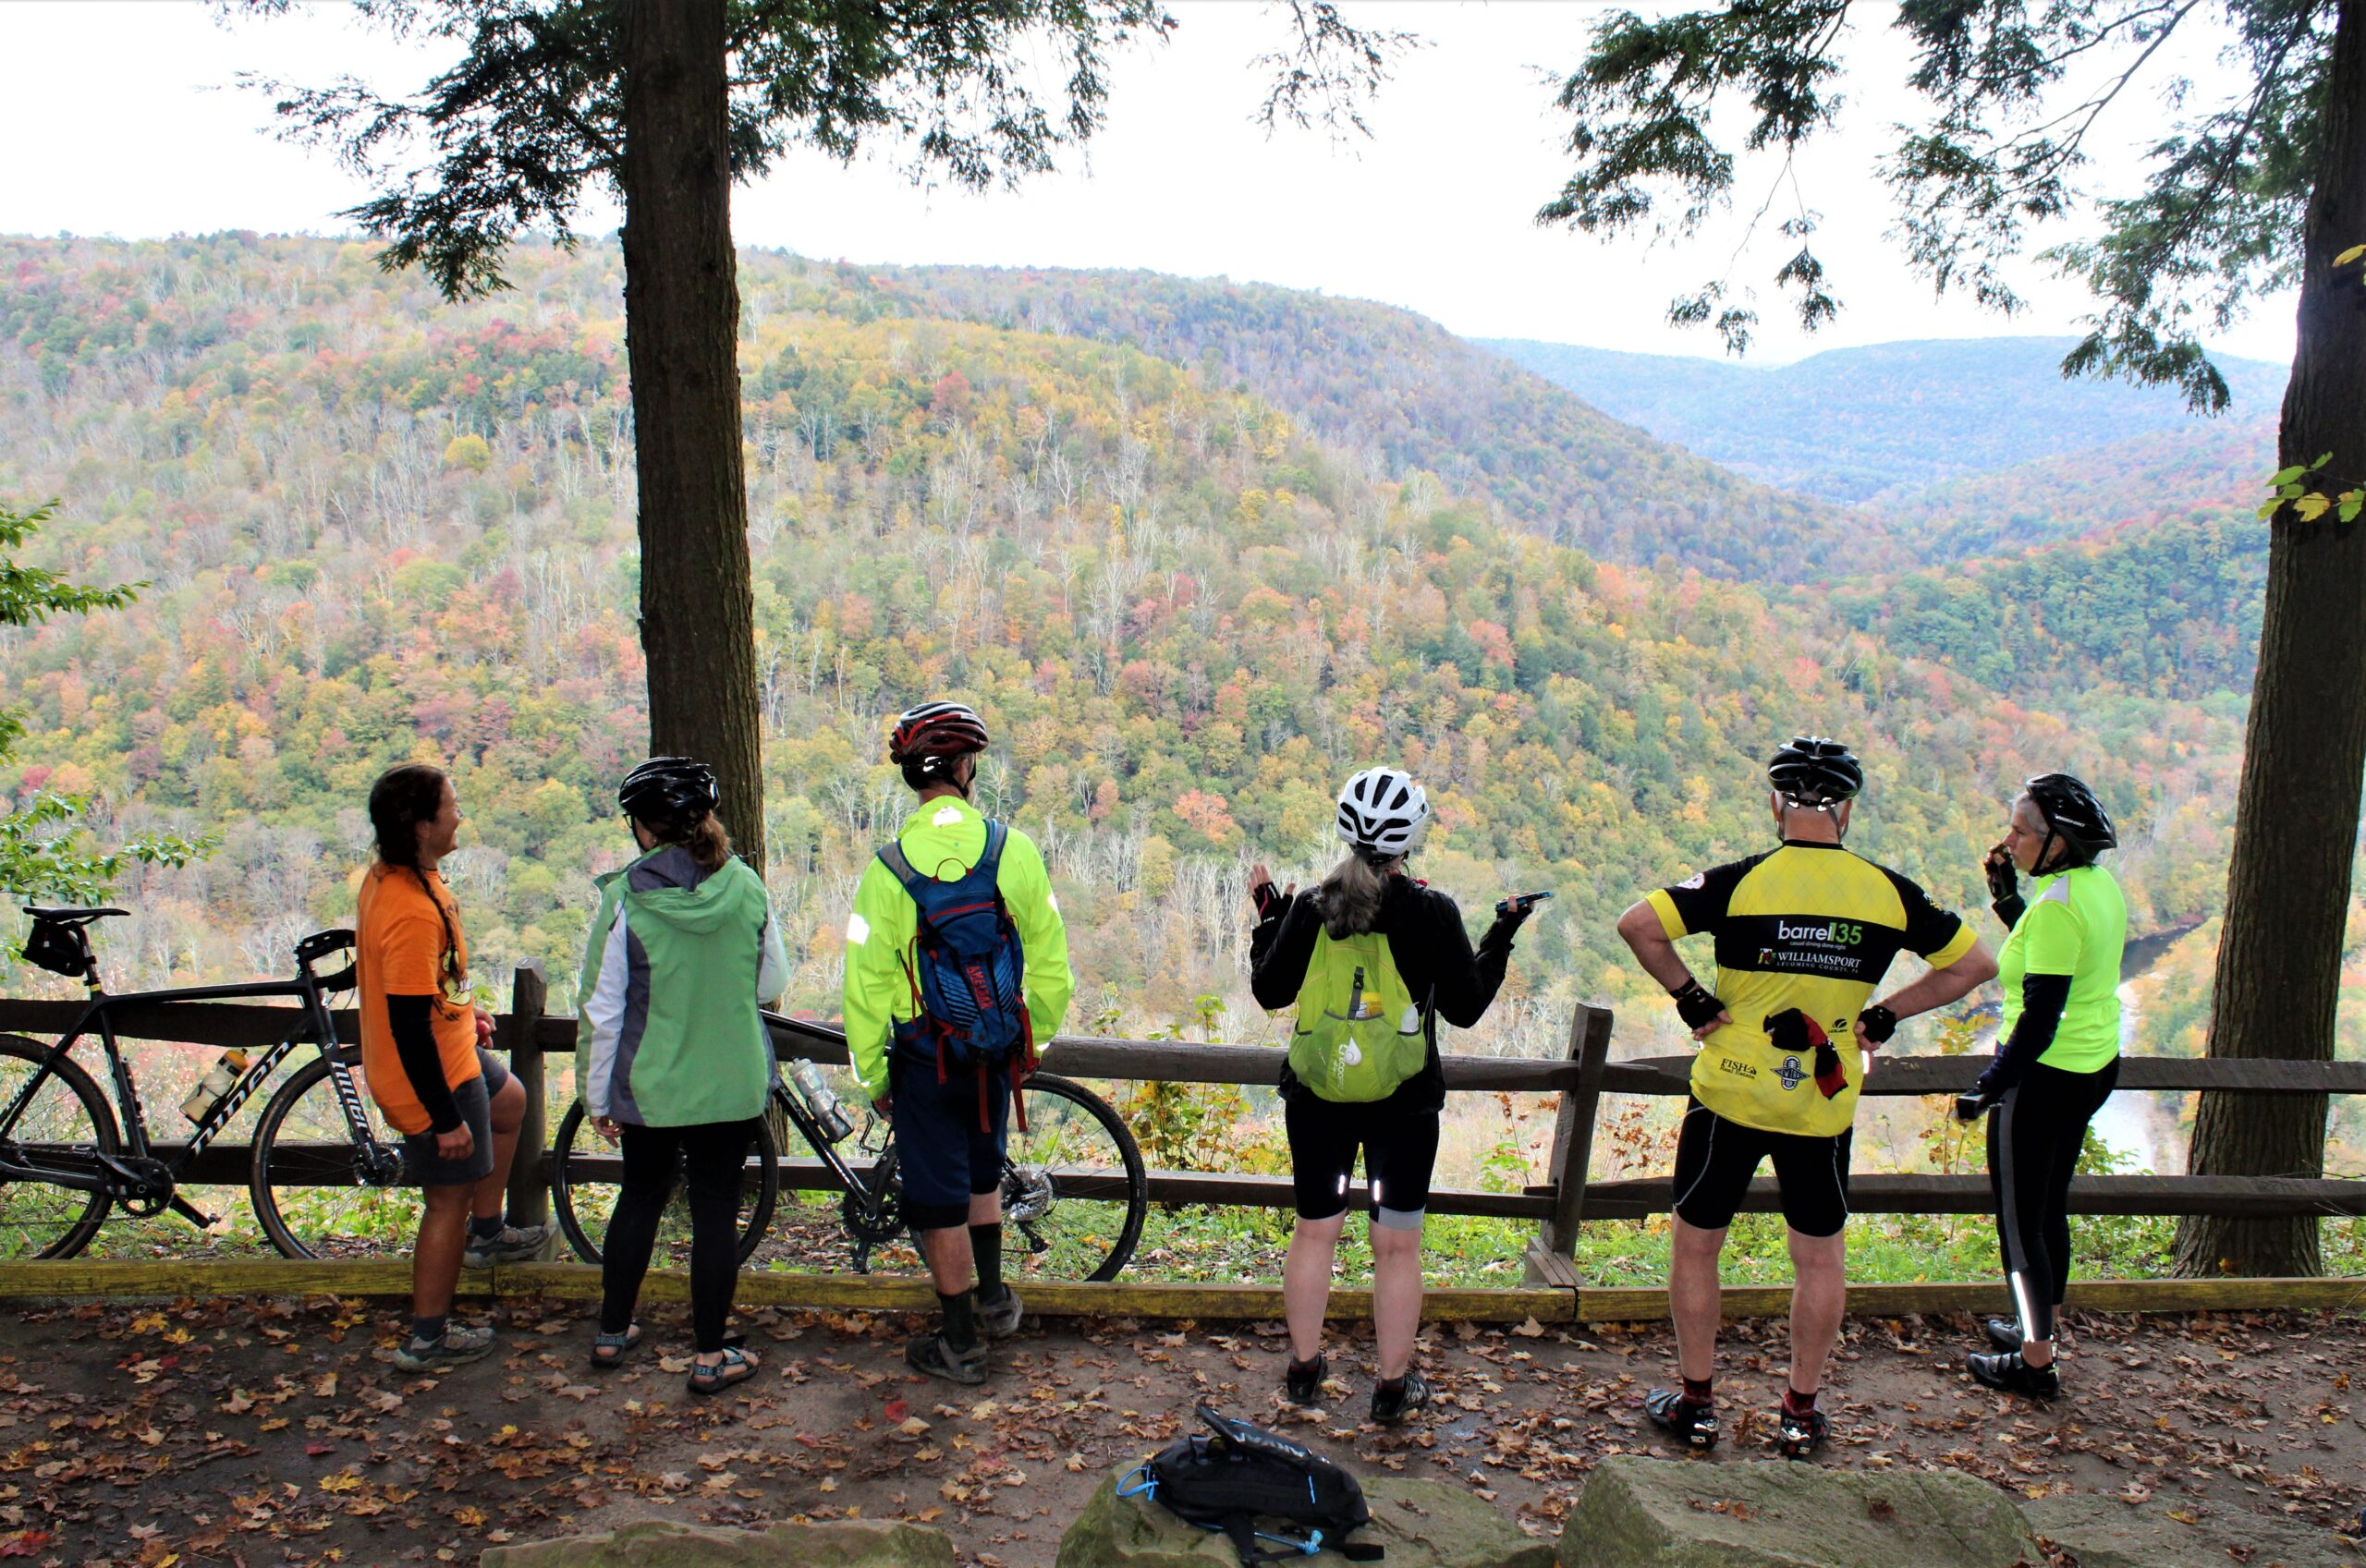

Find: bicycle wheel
<box><xmin>250</xmin><ymin>1046</ymin><xmax>424</xmax><ymax>1260</ymax></box>
<box><xmin>550</xmin><ymin>1100</ymin><xmax>780</xmax><ymax>1267</ymax></box>
<box><xmin>1002</xmin><ymin>1073</ymin><xmax>1145</xmax><ymax>1282</ymax></box>
<box><xmin>0</xmin><ymin>1034</ymin><xmax>119</xmax><ymax>1260</ymax></box>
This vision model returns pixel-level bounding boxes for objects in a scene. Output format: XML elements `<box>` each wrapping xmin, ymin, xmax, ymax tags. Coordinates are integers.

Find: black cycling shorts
<box><xmin>1285</xmin><ymin>1092</ymin><xmax>1438</xmax><ymax>1229</ymax></box>
<box><xmin>888</xmin><ymin>1056</ymin><xmax>1010</xmax><ymax>1233</ymax></box>
<box><xmin>1669</xmin><ymin>1098</ymin><xmax>1853</xmax><ymax>1238</ymax></box>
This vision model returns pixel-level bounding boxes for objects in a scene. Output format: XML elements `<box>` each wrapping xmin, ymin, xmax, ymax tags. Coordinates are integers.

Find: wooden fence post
<box><xmin>503</xmin><ymin>960</ymin><xmax>550</xmax><ymax>1234</ymax></box>
<box><xmin>1537</xmin><ymin>1003</ymin><xmax>1614</xmax><ymax>1262</ymax></box>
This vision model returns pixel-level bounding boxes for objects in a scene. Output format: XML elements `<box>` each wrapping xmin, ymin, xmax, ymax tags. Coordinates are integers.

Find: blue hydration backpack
<box><xmin>877</xmin><ymin>820</ymin><xmax>1034</xmax><ymax>1090</ymax></box>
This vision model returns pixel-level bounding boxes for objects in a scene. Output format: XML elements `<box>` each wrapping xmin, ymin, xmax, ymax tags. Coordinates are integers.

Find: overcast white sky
<box><xmin>0</xmin><ymin>0</ymin><xmax>2298</xmax><ymax>365</ymax></box>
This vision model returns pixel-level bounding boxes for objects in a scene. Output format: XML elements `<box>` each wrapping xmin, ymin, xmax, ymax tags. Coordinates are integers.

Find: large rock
<box><xmin>1556</xmin><ymin>1457</ymin><xmax>2032</xmax><ymax>1568</ymax></box>
<box><xmin>1057</xmin><ymin>1466</ymin><xmax>1557</xmax><ymax>1568</ymax></box>
<box><xmin>2022</xmin><ymin>1494</ymin><xmax>2360</xmax><ymax>1568</ymax></box>
<box><xmin>480</xmin><ymin>1516</ymin><xmax>956</xmax><ymax>1568</ymax></box>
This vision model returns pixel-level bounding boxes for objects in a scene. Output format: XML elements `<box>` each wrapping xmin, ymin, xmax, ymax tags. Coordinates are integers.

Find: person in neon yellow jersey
<box><xmin>1957</xmin><ymin>773</ymin><xmax>2127</xmax><ymax>1401</ymax></box>
<box><xmin>842</xmin><ymin>701</ymin><xmax>1073</xmax><ymax>1385</ymax></box>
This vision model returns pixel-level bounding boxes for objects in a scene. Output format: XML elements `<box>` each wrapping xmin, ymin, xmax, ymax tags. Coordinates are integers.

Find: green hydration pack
<box><xmin>1289</xmin><ymin>928</ymin><xmax>1425</xmax><ymax>1102</ymax></box>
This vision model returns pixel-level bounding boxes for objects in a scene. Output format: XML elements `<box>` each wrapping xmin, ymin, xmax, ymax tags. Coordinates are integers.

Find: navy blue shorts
<box><xmin>889</xmin><ymin>1057</ymin><xmax>1010</xmax><ymax>1232</ymax></box>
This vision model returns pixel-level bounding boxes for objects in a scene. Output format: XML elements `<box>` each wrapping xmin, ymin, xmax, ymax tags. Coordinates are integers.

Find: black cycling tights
<box><xmin>1987</xmin><ymin>1058</ymin><xmax>2119</xmax><ymax>1345</ymax></box>
<box><xmin>600</xmin><ymin>1118</ymin><xmax>757</xmax><ymax>1353</ymax></box>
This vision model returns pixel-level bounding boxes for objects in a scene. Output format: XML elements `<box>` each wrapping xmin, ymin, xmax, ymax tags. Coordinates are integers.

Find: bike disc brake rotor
<box><xmin>357</xmin><ymin>1144</ymin><xmax>408</xmax><ymax>1187</ymax></box>
<box><xmin>1003</xmin><ymin>1163</ymin><xmax>1056</xmax><ymax>1227</ymax></box>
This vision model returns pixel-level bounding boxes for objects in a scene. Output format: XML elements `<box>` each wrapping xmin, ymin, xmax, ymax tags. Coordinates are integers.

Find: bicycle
<box><xmin>0</xmin><ymin>905</ymin><xmax>419</xmax><ymax>1261</ymax></box>
<box><xmin>549</xmin><ymin>1013</ymin><xmax>1148</xmax><ymax>1283</ymax></box>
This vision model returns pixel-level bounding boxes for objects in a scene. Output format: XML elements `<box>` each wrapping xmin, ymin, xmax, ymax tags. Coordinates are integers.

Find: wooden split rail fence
<box><xmin>4</xmin><ymin>961</ymin><xmax>2365</xmax><ymax>1313</ymax></box>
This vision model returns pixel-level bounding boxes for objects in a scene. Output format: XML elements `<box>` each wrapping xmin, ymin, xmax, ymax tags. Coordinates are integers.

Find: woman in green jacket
<box><xmin>578</xmin><ymin>758</ymin><xmax>787</xmax><ymax>1393</ymax></box>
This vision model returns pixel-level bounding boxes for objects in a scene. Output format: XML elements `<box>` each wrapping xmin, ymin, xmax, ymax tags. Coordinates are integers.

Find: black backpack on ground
<box><xmin>1118</xmin><ymin>1404</ymin><xmax>1382</xmax><ymax>1565</ymax></box>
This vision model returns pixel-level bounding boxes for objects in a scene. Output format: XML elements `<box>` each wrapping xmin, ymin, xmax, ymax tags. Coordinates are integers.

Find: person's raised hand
<box><xmin>1983</xmin><ymin>841</ymin><xmax>2018</xmax><ymax>904</ymax></box>
<box><xmin>1249</xmin><ymin>863</ymin><xmax>1292</xmax><ymax>919</ymax></box>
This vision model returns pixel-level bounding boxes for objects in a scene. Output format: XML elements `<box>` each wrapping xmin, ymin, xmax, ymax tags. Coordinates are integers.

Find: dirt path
<box><xmin>2</xmin><ymin>1292</ymin><xmax>2360</xmax><ymax>1566</ymax></box>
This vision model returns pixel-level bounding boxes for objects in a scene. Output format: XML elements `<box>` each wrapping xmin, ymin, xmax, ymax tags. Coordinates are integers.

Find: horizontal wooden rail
<box><xmin>16</xmin><ymin>993</ymin><xmax>2360</xmax><ymax>1096</ymax></box>
<box><xmin>0</xmin><ymin>1260</ymin><xmax>2356</xmax><ymax>1325</ymax></box>
<box><xmin>108</xmin><ymin>1144</ymin><xmax>1555</xmax><ymax>1221</ymax></box>
<box><xmin>1570</xmin><ymin>1173</ymin><xmax>2366</xmax><ymax>1220</ymax></box>
<box><xmin>1604</xmin><ymin>1052</ymin><xmax>2366</xmax><ymax>1096</ymax></box>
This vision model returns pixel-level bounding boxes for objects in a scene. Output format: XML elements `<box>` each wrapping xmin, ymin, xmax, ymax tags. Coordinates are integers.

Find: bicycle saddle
<box><xmin>23</xmin><ymin>906</ymin><xmax>128</xmax><ymax>925</ymax></box>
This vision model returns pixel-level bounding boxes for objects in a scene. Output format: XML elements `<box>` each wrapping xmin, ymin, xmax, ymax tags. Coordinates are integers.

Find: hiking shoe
<box><xmin>393</xmin><ymin>1321</ymin><xmax>496</xmax><ymax>1373</ymax></box>
<box><xmin>1370</xmin><ymin>1367</ymin><xmax>1431</xmax><ymax>1427</ymax></box>
<box><xmin>979</xmin><ymin>1286</ymin><xmax>1025</xmax><ymax>1340</ymax></box>
<box><xmin>1968</xmin><ymin>1350</ymin><xmax>2060</xmax><ymax>1400</ymax></box>
<box><xmin>1983</xmin><ymin>1317</ymin><xmax>2023</xmax><ymax>1352</ymax></box>
<box><xmin>906</xmin><ymin>1331</ymin><xmax>988</xmax><ymax>1386</ymax></box>
<box><xmin>1775</xmin><ymin>1403</ymin><xmax>1829</xmax><ymax>1459</ymax></box>
<box><xmin>1283</xmin><ymin>1353</ymin><xmax>1327</xmax><ymax>1407</ymax></box>
<box><xmin>463</xmin><ymin>1221</ymin><xmax>554</xmax><ymax>1268</ymax></box>
<box><xmin>1641</xmin><ymin>1387</ymin><xmax>1719</xmax><ymax>1450</ymax></box>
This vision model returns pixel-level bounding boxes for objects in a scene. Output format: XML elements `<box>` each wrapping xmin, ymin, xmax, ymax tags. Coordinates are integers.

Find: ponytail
<box><xmin>1315</xmin><ymin>851</ymin><xmax>1393</xmax><ymax>939</ymax></box>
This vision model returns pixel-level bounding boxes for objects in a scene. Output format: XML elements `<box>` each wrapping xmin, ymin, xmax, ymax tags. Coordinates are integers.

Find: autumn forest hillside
<box><xmin>0</xmin><ymin>236</ymin><xmax>2348</xmax><ymax>1151</ymax></box>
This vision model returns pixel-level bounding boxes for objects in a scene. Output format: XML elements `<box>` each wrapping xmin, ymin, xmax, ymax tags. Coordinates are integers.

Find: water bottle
<box><xmin>788</xmin><ymin>1058</ymin><xmax>853</xmax><ymax>1144</ymax></box>
<box><xmin>180</xmin><ymin>1050</ymin><xmax>250</xmax><ymax>1124</ymax></box>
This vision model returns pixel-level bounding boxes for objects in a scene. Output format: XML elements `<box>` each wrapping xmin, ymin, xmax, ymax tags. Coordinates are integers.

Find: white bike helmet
<box><xmin>1336</xmin><ymin>767</ymin><xmax>1430</xmax><ymax>859</ymax></box>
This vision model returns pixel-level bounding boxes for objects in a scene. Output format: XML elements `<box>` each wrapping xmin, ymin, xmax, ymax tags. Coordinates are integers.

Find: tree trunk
<box><xmin>617</xmin><ymin>0</ymin><xmax>766</xmax><ymax>870</ymax></box>
<box><xmin>2174</xmin><ymin>0</ymin><xmax>2366</xmax><ymax>1279</ymax></box>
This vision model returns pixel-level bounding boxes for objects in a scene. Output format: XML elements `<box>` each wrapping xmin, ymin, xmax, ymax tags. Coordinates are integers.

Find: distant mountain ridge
<box><xmin>1478</xmin><ymin>335</ymin><xmax>2291</xmax><ymax>505</ymax></box>
<box><xmin>845</xmin><ymin>262</ymin><xmax>1873</xmax><ymax>582</ymax></box>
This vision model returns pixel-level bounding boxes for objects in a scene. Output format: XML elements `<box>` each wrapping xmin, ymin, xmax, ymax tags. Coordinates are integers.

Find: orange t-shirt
<box><xmin>356</xmin><ymin>863</ymin><xmax>482</xmax><ymax>1136</ymax></box>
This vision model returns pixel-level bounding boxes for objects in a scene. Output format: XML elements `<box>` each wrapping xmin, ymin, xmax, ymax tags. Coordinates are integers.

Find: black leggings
<box><xmin>599</xmin><ymin>1119</ymin><xmax>756</xmax><ymax>1353</ymax></box>
<box><xmin>1987</xmin><ymin>1057</ymin><xmax>2119</xmax><ymax>1345</ymax></box>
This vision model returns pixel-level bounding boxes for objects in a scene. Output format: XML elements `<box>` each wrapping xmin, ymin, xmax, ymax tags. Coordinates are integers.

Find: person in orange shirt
<box><xmin>358</xmin><ymin>763</ymin><xmax>549</xmax><ymax>1371</ymax></box>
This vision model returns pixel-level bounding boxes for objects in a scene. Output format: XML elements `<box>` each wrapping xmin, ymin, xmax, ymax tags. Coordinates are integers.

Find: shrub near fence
<box><xmin>4</xmin><ymin>962</ymin><xmax>2365</xmax><ymax>1316</ymax></box>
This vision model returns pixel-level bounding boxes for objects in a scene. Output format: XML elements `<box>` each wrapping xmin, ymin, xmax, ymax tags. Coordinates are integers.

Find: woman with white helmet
<box><xmin>1247</xmin><ymin>766</ymin><xmax>1536</xmax><ymax>1425</ymax></box>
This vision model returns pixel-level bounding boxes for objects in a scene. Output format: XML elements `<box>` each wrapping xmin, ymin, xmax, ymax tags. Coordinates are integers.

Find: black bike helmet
<box><xmin>618</xmin><ymin>756</ymin><xmax>720</xmax><ymax>830</ymax></box>
<box><xmin>2023</xmin><ymin>772</ymin><xmax>2116</xmax><ymax>869</ymax></box>
<box><xmin>1767</xmin><ymin>735</ymin><xmax>1862</xmax><ymax>808</ymax></box>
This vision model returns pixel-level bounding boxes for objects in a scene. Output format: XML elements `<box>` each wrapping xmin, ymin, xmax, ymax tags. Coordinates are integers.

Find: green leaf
<box><xmin>2268</xmin><ymin>465</ymin><xmax>2309</xmax><ymax>487</ymax></box>
<box><xmin>2340</xmin><ymin>491</ymin><xmax>2365</xmax><ymax>524</ymax></box>
<box><xmin>2257</xmin><ymin>498</ymin><xmax>2283</xmax><ymax>519</ymax></box>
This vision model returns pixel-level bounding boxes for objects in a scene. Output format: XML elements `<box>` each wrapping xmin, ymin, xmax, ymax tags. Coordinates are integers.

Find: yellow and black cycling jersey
<box><xmin>1647</xmin><ymin>841</ymin><xmax>1976</xmax><ymax>1137</ymax></box>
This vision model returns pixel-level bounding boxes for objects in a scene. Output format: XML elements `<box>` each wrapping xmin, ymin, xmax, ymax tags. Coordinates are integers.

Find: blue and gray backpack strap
<box><xmin>872</xmin><ymin>838</ymin><xmax>934</xmax><ymax>1064</ymax></box>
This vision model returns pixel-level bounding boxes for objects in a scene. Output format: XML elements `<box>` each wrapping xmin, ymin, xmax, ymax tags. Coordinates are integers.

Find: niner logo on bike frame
<box><xmin>0</xmin><ymin>913</ymin><xmax>406</xmax><ymax>1260</ymax></box>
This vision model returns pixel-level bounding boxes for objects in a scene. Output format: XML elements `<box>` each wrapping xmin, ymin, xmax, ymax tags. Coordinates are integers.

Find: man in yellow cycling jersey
<box><xmin>1616</xmin><ymin>736</ymin><xmax>1996</xmax><ymax>1455</ymax></box>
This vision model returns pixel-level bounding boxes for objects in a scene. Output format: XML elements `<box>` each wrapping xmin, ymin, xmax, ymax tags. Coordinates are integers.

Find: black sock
<box><xmin>1375</xmin><ymin>1376</ymin><xmax>1406</xmax><ymax>1402</ymax></box>
<box><xmin>1681</xmin><ymin>1376</ymin><xmax>1713</xmax><ymax>1405</ymax></box>
<box><xmin>1287</xmin><ymin>1354</ymin><xmax>1323</xmax><ymax>1377</ymax></box>
<box><xmin>1783</xmin><ymin>1385</ymin><xmax>1817</xmax><ymax>1416</ymax></box>
<box><xmin>469</xmin><ymin>1214</ymin><xmax>506</xmax><ymax>1241</ymax></box>
<box><xmin>411</xmin><ymin>1314</ymin><xmax>447</xmax><ymax>1344</ymax></box>
<box><xmin>938</xmin><ymin>1289</ymin><xmax>979</xmax><ymax>1354</ymax></box>
<box><xmin>970</xmin><ymin>1222</ymin><xmax>1005</xmax><ymax>1303</ymax></box>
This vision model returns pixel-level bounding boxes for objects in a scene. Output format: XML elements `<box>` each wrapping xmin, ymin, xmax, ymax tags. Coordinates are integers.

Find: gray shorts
<box><xmin>401</xmin><ymin>1048</ymin><xmax>511</xmax><ymax>1187</ymax></box>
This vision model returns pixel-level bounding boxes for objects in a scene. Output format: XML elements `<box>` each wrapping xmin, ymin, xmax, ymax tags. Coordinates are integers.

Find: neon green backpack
<box><xmin>1288</xmin><ymin>928</ymin><xmax>1427</xmax><ymax>1102</ymax></box>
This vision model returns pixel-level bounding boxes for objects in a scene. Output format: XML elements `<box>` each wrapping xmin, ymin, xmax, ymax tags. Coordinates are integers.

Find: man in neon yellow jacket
<box><xmin>843</xmin><ymin>700</ymin><xmax>1074</xmax><ymax>1384</ymax></box>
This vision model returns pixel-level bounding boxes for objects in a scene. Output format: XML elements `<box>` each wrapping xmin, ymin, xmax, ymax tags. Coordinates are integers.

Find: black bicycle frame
<box><xmin>0</xmin><ymin>955</ymin><xmax>384</xmax><ymax>1200</ymax></box>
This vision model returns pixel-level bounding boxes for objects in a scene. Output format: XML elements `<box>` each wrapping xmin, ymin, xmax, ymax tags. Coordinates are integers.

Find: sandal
<box><xmin>589</xmin><ymin>1323</ymin><xmax>643</xmax><ymax>1369</ymax></box>
<box><xmin>688</xmin><ymin>1345</ymin><xmax>758</xmax><ymax>1395</ymax></box>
